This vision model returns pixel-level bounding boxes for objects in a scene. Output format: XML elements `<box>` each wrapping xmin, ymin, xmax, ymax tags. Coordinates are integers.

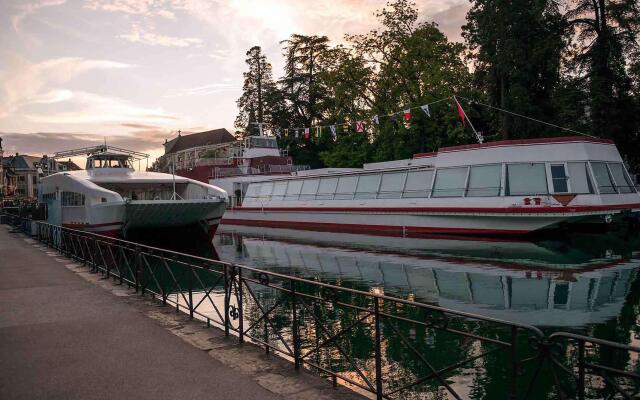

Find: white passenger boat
<box><xmin>39</xmin><ymin>146</ymin><xmax>227</xmax><ymax>238</ymax></box>
<box><xmin>223</xmin><ymin>136</ymin><xmax>640</xmax><ymax>236</ymax></box>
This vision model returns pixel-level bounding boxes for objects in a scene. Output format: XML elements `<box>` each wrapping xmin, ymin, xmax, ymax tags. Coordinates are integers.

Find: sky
<box><xmin>0</xmin><ymin>0</ymin><xmax>470</xmax><ymax>163</ymax></box>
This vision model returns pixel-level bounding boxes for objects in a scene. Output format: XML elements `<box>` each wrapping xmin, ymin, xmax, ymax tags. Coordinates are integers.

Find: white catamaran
<box><xmin>39</xmin><ymin>145</ymin><xmax>227</xmax><ymax>238</ymax></box>
<box><xmin>222</xmin><ymin>136</ymin><xmax>640</xmax><ymax>236</ymax></box>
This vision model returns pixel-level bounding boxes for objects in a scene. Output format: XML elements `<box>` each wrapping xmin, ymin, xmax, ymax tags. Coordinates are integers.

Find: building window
<box><xmin>505</xmin><ymin>163</ymin><xmax>548</xmax><ymax>196</ymax></box>
<box><xmin>550</xmin><ymin>164</ymin><xmax>569</xmax><ymax>193</ymax></box>
<box><xmin>466</xmin><ymin>165</ymin><xmax>502</xmax><ymax>197</ymax></box>
<box><xmin>32</xmin><ymin>175</ymin><xmax>37</xmax><ymax>185</ymax></box>
<box><xmin>567</xmin><ymin>162</ymin><xmax>594</xmax><ymax>194</ymax></box>
<box><xmin>590</xmin><ymin>162</ymin><xmax>616</xmax><ymax>194</ymax></box>
<box><xmin>18</xmin><ymin>175</ymin><xmax>25</xmax><ymax>182</ymax></box>
<box><xmin>432</xmin><ymin>167</ymin><xmax>468</xmax><ymax>197</ymax></box>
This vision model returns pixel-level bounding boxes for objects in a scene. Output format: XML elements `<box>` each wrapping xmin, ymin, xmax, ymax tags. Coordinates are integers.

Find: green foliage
<box><xmin>234</xmin><ymin>0</ymin><xmax>640</xmax><ymax>171</ymax></box>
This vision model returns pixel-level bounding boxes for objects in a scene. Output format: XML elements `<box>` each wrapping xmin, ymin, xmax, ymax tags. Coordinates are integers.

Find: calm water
<box><xmin>137</xmin><ymin>224</ymin><xmax>640</xmax><ymax>398</ymax></box>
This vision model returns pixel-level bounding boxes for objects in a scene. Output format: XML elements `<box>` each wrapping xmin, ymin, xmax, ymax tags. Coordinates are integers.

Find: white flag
<box><xmin>420</xmin><ymin>104</ymin><xmax>430</xmax><ymax>117</ymax></box>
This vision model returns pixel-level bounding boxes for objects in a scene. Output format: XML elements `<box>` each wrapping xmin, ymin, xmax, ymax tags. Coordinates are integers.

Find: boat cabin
<box><xmin>86</xmin><ymin>153</ymin><xmax>133</xmax><ymax>170</ymax></box>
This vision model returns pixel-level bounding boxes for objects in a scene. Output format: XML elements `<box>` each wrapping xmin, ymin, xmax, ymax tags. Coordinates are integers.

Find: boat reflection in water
<box><xmin>214</xmin><ymin>225</ymin><xmax>640</xmax><ymax>329</ymax></box>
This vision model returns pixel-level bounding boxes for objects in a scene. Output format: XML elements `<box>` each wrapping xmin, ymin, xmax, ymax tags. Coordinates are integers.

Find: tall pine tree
<box><xmin>234</xmin><ymin>46</ymin><xmax>277</xmax><ymax>137</ymax></box>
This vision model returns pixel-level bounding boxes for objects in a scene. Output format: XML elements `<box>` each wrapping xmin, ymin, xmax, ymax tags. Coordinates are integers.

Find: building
<box><xmin>0</xmin><ymin>149</ymin><xmax>82</xmax><ymax>199</ymax></box>
<box><xmin>0</xmin><ymin>137</ymin><xmax>4</xmax><ymax>197</ymax></box>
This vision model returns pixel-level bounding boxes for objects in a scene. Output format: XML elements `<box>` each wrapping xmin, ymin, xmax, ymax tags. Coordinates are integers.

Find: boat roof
<box><xmin>58</xmin><ymin>170</ymin><xmax>194</xmax><ymax>184</ymax></box>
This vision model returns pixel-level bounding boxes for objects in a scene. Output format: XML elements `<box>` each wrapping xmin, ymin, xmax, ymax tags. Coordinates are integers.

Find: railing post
<box><xmin>577</xmin><ymin>340</ymin><xmax>585</xmax><ymax>400</ymax></box>
<box><xmin>188</xmin><ymin>266</ymin><xmax>194</xmax><ymax>319</ymax></box>
<box><xmin>374</xmin><ymin>297</ymin><xmax>383</xmax><ymax>400</ymax></box>
<box><xmin>292</xmin><ymin>280</ymin><xmax>301</xmax><ymax>370</ymax></box>
<box><xmin>224</xmin><ymin>264</ymin><xmax>230</xmax><ymax>336</ymax></box>
<box><xmin>510</xmin><ymin>326</ymin><xmax>519</xmax><ymax>400</ymax></box>
<box><xmin>134</xmin><ymin>246</ymin><xmax>141</xmax><ymax>293</ymax></box>
<box><xmin>238</xmin><ymin>266</ymin><xmax>244</xmax><ymax>344</ymax></box>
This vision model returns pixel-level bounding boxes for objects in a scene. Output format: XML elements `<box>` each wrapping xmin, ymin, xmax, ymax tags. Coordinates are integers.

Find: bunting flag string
<box><xmin>258</xmin><ymin>95</ymin><xmax>464</xmax><ymax>143</ymax></box>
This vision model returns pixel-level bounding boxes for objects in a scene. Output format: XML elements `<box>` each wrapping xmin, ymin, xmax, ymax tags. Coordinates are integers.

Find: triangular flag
<box><xmin>304</xmin><ymin>127</ymin><xmax>310</xmax><ymax>139</ymax></box>
<box><xmin>342</xmin><ymin>123</ymin><xmax>349</xmax><ymax>132</ymax></box>
<box><xmin>371</xmin><ymin>115</ymin><xmax>379</xmax><ymax>125</ymax></box>
<box><xmin>315</xmin><ymin>126</ymin><xmax>321</xmax><ymax>138</ymax></box>
<box><xmin>294</xmin><ymin>129</ymin><xmax>299</xmax><ymax>138</ymax></box>
<box><xmin>284</xmin><ymin>128</ymin><xmax>289</xmax><ymax>137</ymax></box>
<box><xmin>274</xmin><ymin>128</ymin><xmax>281</xmax><ymax>138</ymax></box>
<box><xmin>329</xmin><ymin>125</ymin><xmax>337</xmax><ymax>139</ymax></box>
<box><xmin>420</xmin><ymin>104</ymin><xmax>430</xmax><ymax>117</ymax></box>
<box><xmin>403</xmin><ymin>109</ymin><xmax>411</xmax><ymax>121</ymax></box>
<box><xmin>355</xmin><ymin>121</ymin><xmax>365</xmax><ymax>132</ymax></box>
<box><xmin>390</xmin><ymin>113</ymin><xmax>399</xmax><ymax>122</ymax></box>
<box><xmin>456</xmin><ymin>99</ymin><xmax>465</xmax><ymax>125</ymax></box>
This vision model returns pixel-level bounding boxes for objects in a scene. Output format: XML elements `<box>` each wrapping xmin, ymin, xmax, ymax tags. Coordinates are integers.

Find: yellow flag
<box><xmin>284</xmin><ymin>128</ymin><xmax>289</xmax><ymax>137</ymax></box>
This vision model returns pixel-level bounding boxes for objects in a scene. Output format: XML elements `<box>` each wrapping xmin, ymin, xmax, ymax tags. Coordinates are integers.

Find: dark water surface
<box><xmin>138</xmin><ymin>224</ymin><xmax>640</xmax><ymax>398</ymax></box>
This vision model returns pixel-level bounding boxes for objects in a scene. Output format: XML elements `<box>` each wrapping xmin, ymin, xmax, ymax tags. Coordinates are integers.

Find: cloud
<box><xmin>0</xmin><ymin>130</ymin><xmax>171</xmax><ymax>157</ymax></box>
<box><xmin>11</xmin><ymin>0</ymin><xmax>67</xmax><ymax>32</ymax></box>
<box><xmin>0</xmin><ymin>56</ymin><xmax>134</xmax><ymax>119</ymax></box>
<box><xmin>428</xmin><ymin>2</ymin><xmax>470</xmax><ymax>43</ymax></box>
<box><xmin>24</xmin><ymin>91</ymin><xmax>179</xmax><ymax>125</ymax></box>
<box><xmin>84</xmin><ymin>0</ymin><xmax>175</xmax><ymax>19</ymax></box>
<box><xmin>118</xmin><ymin>23</ymin><xmax>203</xmax><ymax>47</ymax></box>
<box><xmin>167</xmin><ymin>82</ymin><xmax>242</xmax><ymax>98</ymax></box>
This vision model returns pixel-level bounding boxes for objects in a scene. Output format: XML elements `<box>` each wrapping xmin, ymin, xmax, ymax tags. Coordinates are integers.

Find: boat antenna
<box><xmin>455</xmin><ymin>95</ymin><xmax>597</xmax><ymax>139</ymax></box>
<box><xmin>453</xmin><ymin>96</ymin><xmax>483</xmax><ymax>144</ymax></box>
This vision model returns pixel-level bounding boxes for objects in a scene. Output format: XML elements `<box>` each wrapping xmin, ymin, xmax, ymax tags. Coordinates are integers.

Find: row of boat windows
<box><xmin>244</xmin><ymin>161</ymin><xmax>635</xmax><ymax>201</ymax></box>
<box><xmin>41</xmin><ymin>191</ymin><xmax>86</xmax><ymax>206</ymax></box>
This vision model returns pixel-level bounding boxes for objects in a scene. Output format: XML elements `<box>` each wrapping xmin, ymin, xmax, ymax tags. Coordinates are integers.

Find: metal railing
<box><xmin>5</xmin><ymin>216</ymin><xmax>640</xmax><ymax>400</ymax></box>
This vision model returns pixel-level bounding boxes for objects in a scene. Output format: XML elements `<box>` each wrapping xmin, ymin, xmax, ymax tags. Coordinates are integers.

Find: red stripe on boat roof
<box><xmin>413</xmin><ymin>136</ymin><xmax>613</xmax><ymax>159</ymax></box>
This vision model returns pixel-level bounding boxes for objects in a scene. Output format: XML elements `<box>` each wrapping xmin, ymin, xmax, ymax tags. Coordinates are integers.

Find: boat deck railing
<box><xmin>4</xmin><ymin>213</ymin><xmax>639</xmax><ymax>400</ymax></box>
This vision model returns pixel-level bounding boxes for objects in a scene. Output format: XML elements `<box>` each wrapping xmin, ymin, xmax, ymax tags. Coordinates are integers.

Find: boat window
<box><xmin>61</xmin><ymin>192</ymin><xmax>85</xmax><ymax>206</ymax></box>
<box><xmin>317</xmin><ymin>177</ymin><xmax>338</xmax><ymax>200</ymax></box>
<box><xmin>432</xmin><ymin>167</ymin><xmax>468</xmax><ymax>197</ymax></box>
<box><xmin>245</xmin><ymin>183</ymin><xmax>261</xmax><ymax>200</ymax></box>
<box><xmin>355</xmin><ymin>174</ymin><xmax>381</xmax><ymax>199</ymax></box>
<box><xmin>466</xmin><ymin>165</ymin><xmax>501</xmax><ymax>197</ymax></box>
<box><xmin>403</xmin><ymin>170</ymin><xmax>433</xmax><ymax>198</ymax></box>
<box><xmin>505</xmin><ymin>163</ymin><xmax>548</xmax><ymax>195</ymax></box>
<box><xmin>335</xmin><ymin>176</ymin><xmax>358</xmax><ymax>200</ymax></box>
<box><xmin>42</xmin><ymin>192</ymin><xmax>56</xmax><ymax>202</ymax></box>
<box><xmin>590</xmin><ymin>162</ymin><xmax>616</xmax><ymax>194</ymax></box>
<box><xmin>550</xmin><ymin>164</ymin><xmax>569</xmax><ymax>193</ymax></box>
<box><xmin>567</xmin><ymin>162</ymin><xmax>594</xmax><ymax>194</ymax></box>
<box><xmin>259</xmin><ymin>182</ymin><xmax>273</xmax><ymax>200</ymax></box>
<box><xmin>608</xmin><ymin>163</ymin><xmax>635</xmax><ymax>193</ymax></box>
<box><xmin>300</xmin><ymin>179</ymin><xmax>320</xmax><ymax>200</ymax></box>
<box><xmin>285</xmin><ymin>180</ymin><xmax>303</xmax><ymax>200</ymax></box>
<box><xmin>271</xmin><ymin>181</ymin><xmax>288</xmax><ymax>200</ymax></box>
<box><xmin>378</xmin><ymin>172</ymin><xmax>406</xmax><ymax>199</ymax></box>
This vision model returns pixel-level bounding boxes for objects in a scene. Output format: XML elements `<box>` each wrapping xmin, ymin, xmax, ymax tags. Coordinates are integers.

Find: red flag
<box><xmin>456</xmin><ymin>99</ymin><xmax>465</xmax><ymax>125</ymax></box>
<box><xmin>304</xmin><ymin>127</ymin><xmax>310</xmax><ymax>139</ymax></box>
<box><xmin>403</xmin><ymin>109</ymin><xmax>411</xmax><ymax>121</ymax></box>
<box><xmin>355</xmin><ymin>121</ymin><xmax>365</xmax><ymax>132</ymax></box>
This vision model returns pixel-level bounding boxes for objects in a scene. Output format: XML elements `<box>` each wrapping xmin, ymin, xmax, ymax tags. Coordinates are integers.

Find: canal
<box><xmin>129</xmin><ymin>224</ymin><xmax>640</xmax><ymax>399</ymax></box>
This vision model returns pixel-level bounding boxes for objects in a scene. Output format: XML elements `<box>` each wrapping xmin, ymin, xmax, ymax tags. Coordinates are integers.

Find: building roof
<box><xmin>164</xmin><ymin>129</ymin><xmax>236</xmax><ymax>154</ymax></box>
<box><xmin>58</xmin><ymin>160</ymin><xmax>82</xmax><ymax>171</ymax></box>
<box><xmin>3</xmin><ymin>155</ymin><xmax>42</xmax><ymax>170</ymax></box>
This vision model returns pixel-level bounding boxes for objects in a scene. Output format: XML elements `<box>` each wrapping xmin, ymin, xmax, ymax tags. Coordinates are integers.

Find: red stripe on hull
<box><xmin>221</xmin><ymin>218</ymin><xmax>530</xmax><ymax>236</ymax></box>
<box><xmin>230</xmin><ymin>203</ymin><xmax>640</xmax><ymax>214</ymax></box>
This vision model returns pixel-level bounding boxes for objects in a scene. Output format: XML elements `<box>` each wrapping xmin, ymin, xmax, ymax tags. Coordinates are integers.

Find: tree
<box><xmin>564</xmin><ymin>0</ymin><xmax>640</xmax><ymax>170</ymax></box>
<box><xmin>463</xmin><ymin>0</ymin><xmax>564</xmax><ymax>139</ymax></box>
<box><xmin>234</xmin><ymin>46</ymin><xmax>277</xmax><ymax>137</ymax></box>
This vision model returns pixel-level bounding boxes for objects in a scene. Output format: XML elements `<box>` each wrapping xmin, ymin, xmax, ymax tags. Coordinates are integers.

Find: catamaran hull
<box><xmin>223</xmin><ymin>207</ymin><xmax>635</xmax><ymax>236</ymax></box>
<box><xmin>61</xmin><ymin>200</ymin><xmax>226</xmax><ymax>238</ymax></box>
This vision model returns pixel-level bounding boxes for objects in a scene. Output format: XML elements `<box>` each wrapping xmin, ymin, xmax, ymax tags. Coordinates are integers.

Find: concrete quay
<box><xmin>0</xmin><ymin>225</ymin><xmax>363</xmax><ymax>400</ymax></box>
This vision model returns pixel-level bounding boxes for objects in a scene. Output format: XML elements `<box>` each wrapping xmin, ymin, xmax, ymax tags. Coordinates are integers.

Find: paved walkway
<box><xmin>0</xmin><ymin>226</ymin><xmax>360</xmax><ymax>400</ymax></box>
